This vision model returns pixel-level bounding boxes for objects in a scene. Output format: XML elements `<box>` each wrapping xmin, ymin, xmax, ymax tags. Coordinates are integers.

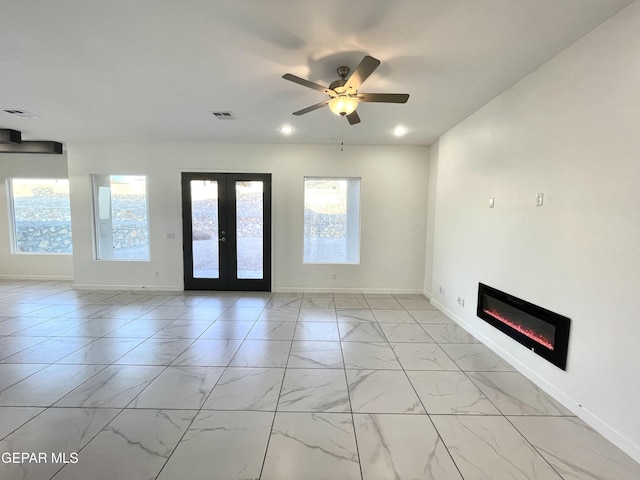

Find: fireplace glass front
<box><xmin>477</xmin><ymin>283</ymin><xmax>570</xmax><ymax>370</ymax></box>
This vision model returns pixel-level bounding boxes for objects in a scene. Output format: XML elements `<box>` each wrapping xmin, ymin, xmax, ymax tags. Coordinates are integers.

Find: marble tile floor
<box><xmin>0</xmin><ymin>281</ymin><xmax>638</xmax><ymax>479</ymax></box>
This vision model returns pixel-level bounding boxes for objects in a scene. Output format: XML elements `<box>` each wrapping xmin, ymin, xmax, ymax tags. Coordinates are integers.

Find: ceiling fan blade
<box><xmin>344</xmin><ymin>55</ymin><xmax>381</xmax><ymax>92</ymax></box>
<box><xmin>346</xmin><ymin>110</ymin><xmax>361</xmax><ymax>125</ymax></box>
<box><xmin>283</xmin><ymin>74</ymin><xmax>335</xmax><ymax>96</ymax></box>
<box><xmin>357</xmin><ymin>93</ymin><xmax>409</xmax><ymax>103</ymax></box>
<box><xmin>292</xmin><ymin>100</ymin><xmax>329</xmax><ymax>115</ymax></box>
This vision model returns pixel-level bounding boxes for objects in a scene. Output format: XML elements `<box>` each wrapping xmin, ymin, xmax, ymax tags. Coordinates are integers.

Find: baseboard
<box><xmin>0</xmin><ymin>274</ymin><xmax>74</xmax><ymax>281</ymax></box>
<box><xmin>430</xmin><ymin>298</ymin><xmax>640</xmax><ymax>464</ymax></box>
<box><xmin>73</xmin><ymin>283</ymin><xmax>183</xmax><ymax>292</ymax></box>
<box><xmin>273</xmin><ymin>286</ymin><xmax>425</xmax><ymax>295</ymax></box>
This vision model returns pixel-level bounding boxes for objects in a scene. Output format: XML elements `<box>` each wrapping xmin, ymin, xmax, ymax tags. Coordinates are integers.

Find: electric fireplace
<box><xmin>477</xmin><ymin>283</ymin><xmax>570</xmax><ymax>370</ymax></box>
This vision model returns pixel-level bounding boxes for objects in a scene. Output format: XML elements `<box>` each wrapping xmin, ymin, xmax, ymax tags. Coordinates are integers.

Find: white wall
<box><xmin>423</xmin><ymin>141</ymin><xmax>438</xmax><ymax>298</ymax></box>
<box><xmin>430</xmin><ymin>2</ymin><xmax>640</xmax><ymax>461</ymax></box>
<box><xmin>67</xmin><ymin>143</ymin><xmax>429</xmax><ymax>292</ymax></box>
<box><xmin>0</xmin><ymin>153</ymin><xmax>74</xmax><ymax>279</ymax></box>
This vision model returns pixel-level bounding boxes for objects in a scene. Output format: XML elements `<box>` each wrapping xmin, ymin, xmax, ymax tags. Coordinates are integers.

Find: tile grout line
<box><xmin>148</xmin><ymin>295</ymin><xmax>264</xmax><ymax>479</ymax></box>
<box><xmin>11</xmin><ymin>289</ymin><xmax>231</xmax><ymax>479</ymax></box>
<box><xmin>336</xmin><ymin>297</ymin><xmax>365</xmax><ymax>480</ymax></box>
<box><xmin>257</xmin><ymin>294</ymin><xmax>303</xmax><ymax>479</ymax></box>
<box><xmin>410</xmin><ymin>298</ymin><xmax>569</xmax><ymax>479</ymax></box>
<box><xmin>152</xmin><ymin>292</ymin><xmax>269</xmax><ymax>480</ymax></box>
<box><xmin>502</xmin><ymin>410</ymin><xmax>568</xmax><ymax>479</ymax></box>
<box><xmin>385</xmin><ymin>300</ymin><xmax>467</xmax><ymax>480</ymax></box>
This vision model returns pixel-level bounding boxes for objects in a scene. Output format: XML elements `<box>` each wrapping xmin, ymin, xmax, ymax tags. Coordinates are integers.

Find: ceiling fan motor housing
<box><xmin>330</xmin><ymin>66</ymin><xmax>351</xmax><ymax>92</ymax></box>
<box><xmin>329</xmin><ymin>78</ymin><xmax>348</xmax><ymax>92</ymax></box>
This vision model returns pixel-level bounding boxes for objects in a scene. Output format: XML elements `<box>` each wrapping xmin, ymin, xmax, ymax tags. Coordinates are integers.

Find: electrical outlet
<box><xmin>439</xmin><ymin>286</ymin><xmax>445</xmax><ymax>295</ymax></box>
<box><xmin>332</xmin><ymin>274</ymin><xmax>337</xmax><ymax>280</ymax></box>
<box><xmin>457</xmin><ymin>296</ymin><xmax>465</xmax><ymax>307</ymax></box>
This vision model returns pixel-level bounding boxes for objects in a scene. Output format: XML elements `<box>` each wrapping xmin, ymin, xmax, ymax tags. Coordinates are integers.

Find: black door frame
<box><xmin>181</xmin><ymin>172</ymin><xmax>272</xmax><ymax>291</ymax></box>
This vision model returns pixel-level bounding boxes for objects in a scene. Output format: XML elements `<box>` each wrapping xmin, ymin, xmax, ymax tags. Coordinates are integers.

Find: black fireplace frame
<box><xmin>477</xmin><ymin>283</ymin><xmax>570</xmax><ymax>370</ymax></box>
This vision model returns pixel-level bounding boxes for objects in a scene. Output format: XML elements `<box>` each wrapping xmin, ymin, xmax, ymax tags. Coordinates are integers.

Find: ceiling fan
<box><xmin>282</xmin><ymin>55</ymin><xmax>409</xmax><ymax>125</ymax></box>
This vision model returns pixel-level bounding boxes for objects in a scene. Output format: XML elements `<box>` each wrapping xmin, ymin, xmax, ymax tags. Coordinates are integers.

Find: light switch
<box><xmin>489</xmin><ymin>197</ymin><xmax>495</xmax><ymax>208</ymax></box>
<box><xmin>535</xmin><ymin>193</ymin><xmax>544</xmax><ymax>207</ymax></box>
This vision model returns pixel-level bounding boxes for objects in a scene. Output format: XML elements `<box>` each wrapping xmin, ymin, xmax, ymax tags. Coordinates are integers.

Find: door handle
<box><xmin>219</xmin><ymin>237</ymin><xmax>226</xmax><ymax>242</ymax></box>
<box><xmin>219</xmin><ymin>229</ymin><xmax>226</xmax><ymax>242</ymax></box>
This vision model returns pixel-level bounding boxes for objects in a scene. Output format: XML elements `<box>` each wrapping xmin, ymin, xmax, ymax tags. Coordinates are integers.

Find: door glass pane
<box><xmin>190</xmin><ymin>180</ymin><xmax>219</xmax><ymax>278</ymax></box>
<box><xmin>236</xmin><ymin>181</ymin><xmax>263</xmax><ymax>279</ymax></box>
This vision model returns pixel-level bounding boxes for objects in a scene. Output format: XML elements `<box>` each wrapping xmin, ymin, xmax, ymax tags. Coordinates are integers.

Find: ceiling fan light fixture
<box><xmin>328</xmin><ymin>96</ymin><xmax>358</xmax><ymax>116</ymax></box>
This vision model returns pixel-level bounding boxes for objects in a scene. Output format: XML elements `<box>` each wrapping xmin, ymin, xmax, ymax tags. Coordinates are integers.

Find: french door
<box><xmin>181</xmin><ymin>172</ymin><xmax>271</xmax><ymax>291</ymax></box>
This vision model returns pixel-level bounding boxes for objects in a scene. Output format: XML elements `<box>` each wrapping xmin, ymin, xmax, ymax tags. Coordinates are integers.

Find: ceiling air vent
<box><xmin>3</xmin><ymin>109</ymin><xmax>40</xmax><ymax>118</ymax></box>
<box><xmin>211</xmin><ymin>111</ymin><xmax>237</xmax><ymax>120</ymax></box>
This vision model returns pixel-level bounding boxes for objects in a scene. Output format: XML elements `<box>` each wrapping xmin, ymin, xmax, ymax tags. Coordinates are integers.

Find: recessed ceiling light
<box><xmin>280</xmin><ymin>125</ymin><xmax>294</xmax><ymax>136</ymax></box>
<box><xmin>393</xmin><ymin>125</ymin><xmax>407</xmax><ymax>137</ymax></box>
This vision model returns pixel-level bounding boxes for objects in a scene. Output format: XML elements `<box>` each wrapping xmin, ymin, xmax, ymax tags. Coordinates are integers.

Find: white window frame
<box><xmin>303</xmin><ymin>176</ymin><xmax>361</xmax><ymax>264</ymax></box>
<box><xmin>91</xmin><ymin>174</ymin><xmax>150</xmax><ymax>261</ymax></box>
<box><xmin>7</xmin><ymin>178</ymin><xmax>73</xmax><ymax>255</ymax></box>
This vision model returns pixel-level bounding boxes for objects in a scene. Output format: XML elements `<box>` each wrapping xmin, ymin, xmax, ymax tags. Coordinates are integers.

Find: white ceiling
<box><xmin>0</xmin><ymin>0</ymin><xmax>633</xmax><ymax>147</ymax></box>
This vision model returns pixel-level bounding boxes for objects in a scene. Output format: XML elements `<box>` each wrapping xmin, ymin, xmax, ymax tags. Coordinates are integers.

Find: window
<box><xmin>8</xmin><ymin>178</ymin><xmax>73</xmax><ymax>254</ymax></box>
<box><xmin>304</xmin><ymin>177</ymin><xmax>361</xmax><ymax>263</ymax></box>
<box><xmin>92</xmin><ymin>175</ymin><xmax>149</xmax><ymax>260</ymax></box>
